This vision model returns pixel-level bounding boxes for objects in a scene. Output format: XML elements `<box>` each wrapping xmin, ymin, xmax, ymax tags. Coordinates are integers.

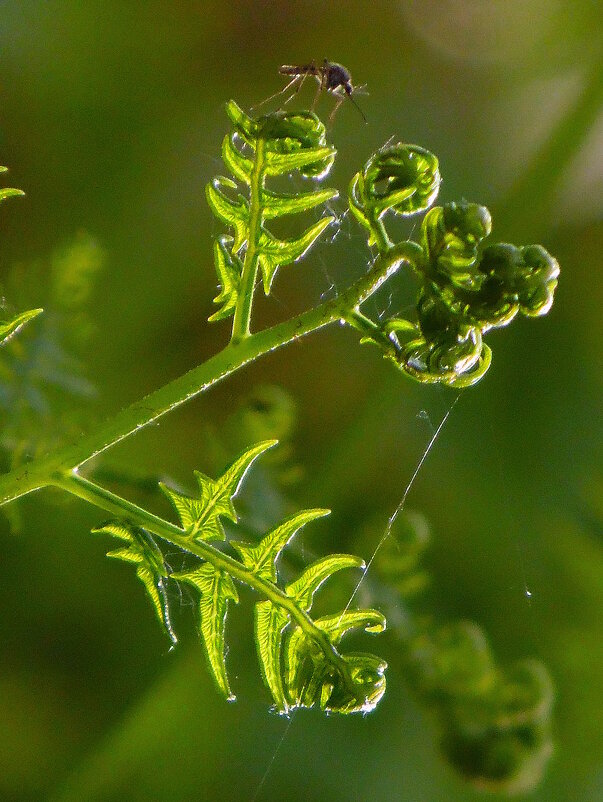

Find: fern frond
<box><xmin>160</xmin><ymin>439</ymin><xmax>277</xmax><ymax>541</ymax></box>
<box><xmin>172</xmin><ymin>563</ymin><xmax>239</xmax><ymax>700</ymax></box>
<box><xmin>347</xmin><ymin>146</ymin><xmax>559</xmax><ymax>387</ymax></box>
<box><xmin>94</xmin><ymin>521</ymin><xmax>176</xmax><ymax>645</ymax></box>
<box><xmin>206</xmin><ymin>101</ymin><xmax>338</xmax><ymax>326</ymax></box>
<box><xmin>105</xmin><ymin>440</ymin><xmax>388</xmax><ymax>714</ymax></box>
<box><xmin>0</xmin><ymin>308</ymin><xmax>43</xmax><ymax>346</ymax></box>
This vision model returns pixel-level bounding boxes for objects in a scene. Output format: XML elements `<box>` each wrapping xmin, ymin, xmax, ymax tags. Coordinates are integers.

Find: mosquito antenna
<box><xmin>346</xmin><ymin>89</ymin><xmax>367</xmax><ymax>123</ymax></box>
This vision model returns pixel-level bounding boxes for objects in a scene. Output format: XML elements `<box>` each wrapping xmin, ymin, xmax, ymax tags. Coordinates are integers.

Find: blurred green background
<box><xmin>0</xmin><ymin>1</ymin><xmax>601</xmax><ymax>800</ymax></box>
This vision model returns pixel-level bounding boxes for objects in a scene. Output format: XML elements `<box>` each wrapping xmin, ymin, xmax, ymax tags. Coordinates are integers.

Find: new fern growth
<box><xmin>91</xmin><ymin>441</ymin><xmax>386</xmax><ymax>713</ymax></box>
<box><xmin>0</xmin><ymin>101</ymin><xmax>559</xmax><ymax>719</ymax></box>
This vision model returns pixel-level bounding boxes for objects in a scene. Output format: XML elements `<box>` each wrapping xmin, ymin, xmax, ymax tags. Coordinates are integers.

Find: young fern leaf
<box><xmin>0</xmin><ymin>166</ymin><xmax>25</xmax><ymax>204</ymax></box>
<box><xmin>206</xmin><ymin>101</ymin><xmax>338</xmax><ymax>326</ymax></box>
<box><xmin>0</xmin><ymin>307</ymin><xmax>43</xmax><ymax>346</ymax></box>
<box><xmin>159</xmin><ymin>439</ymin><xmax>277</xmax><ymax>541</ymax></box>
<box><xmin>172</xmin><ymin>563</ymin><xmax>239</xmax><ymax>700</ymax></box>
<box><xmin>0</xmin><ymin>170</ymin><xmax>43</xmax><ymax>347</ymax></box>
<box><xmin>255</xmin><ymin>600</ymin><xmax>291</xmax><ymax>712</ymax></box>
<box><xmin>284</xmin><ymin>609</ymin><xmax>387</xmax><ymax>714</ymax></box>
<box><xmin>93</xmin><ymin>521</ymin><xmax>176</xmax><ymax>645</ymax></box>
<box><xmin>207</xmin><ymin>235</ymin><xmax>242</xmax><ymax>322</ymax></box>
<box><xmin>152</xmin><ymin>441</ymin><xmax>387</xmax><ymax>713</ymax></box>
<box><xmin>232</xmin><ymin>508</ymin><xmax>330</xmax><ymax>581</ymax></box>
<box><xmin>253</xmin><ymin>551</ymin><xmax>386</xmax><ymax>716</ymax></box>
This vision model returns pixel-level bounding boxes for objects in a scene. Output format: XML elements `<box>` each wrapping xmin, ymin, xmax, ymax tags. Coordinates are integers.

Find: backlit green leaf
<box><xmin>160</xmin><ymin>440</ymin><xmax>276</xmax><ymax>541</ymax></box>
<box><xmin>263</xmin><ymin>145</ymin><xmax>336</xmax><ymax>177</ymax></box>
<box><xmin>287</xmin><ymin>554</ymin><xmax>364</xmax><ymax>611</ymax></box>
<box><xmin>261</xmin><ymin>186</ymin><xmax>338</xmax><ymax>219</ymax></box>
<box><xmin>232</xmin><ymin>508</ymin><xmax>329</xmax><ymax>581</ymax></box>
<box><xmin>221</xmin><ymin>135</ymin><xmax>253</xmax><ymax>184</ymax></box>
<box><xmin>224</xmin><ymin>99</ymin><xmax>259</xmax><ymax>143</ymax></box>
<box><xmin>257</xmin><ymin>217</ymin><xmax>335</xmax><ymax>293</ymax></box>
<box><xmin>255</xmin><ymin>600</ymin><xmax>290</xmax><ymax>713</ymax></box>
<box><xmin>94</xmin><ymin>521</ymin><xmax>176</xmax><ymax>645</ymax></box>
<box><xmin>172</xmin><ymin>563</ymin><xmax>239</xmax><ymax>700</ymax></box>
<box><xmin>208</xmin><ymin>236</ymin><xmax>242</xmax><ymax>322</ymax></box>
<box><xmin>205</xmin><ymin>178</ymin><xmax>249</xmax><ymax>251</ymax></box>
<box><xmin>0</xmin><ymin>308</ymin><xmax>43</xmax><ymax>346</ymax></box>
<box><xmin>313</xmin><ymin>609</ymin><xmax>387</xmax><ymax>642</ymax></box>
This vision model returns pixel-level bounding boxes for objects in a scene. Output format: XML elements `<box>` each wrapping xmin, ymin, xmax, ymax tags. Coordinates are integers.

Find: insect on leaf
<box><xmin>94</xmin><ymin>521</ymin><xmax>176</xmax><ymax>645</ymax></box>
<box><xmin>160</xmin><ymin>440</ymin><xmax>277</xmax><ymax>541</ymax></box>
<box><xmin>172</xmin><ymin>563</ymin><xmax>239</xmax><ymax>700</ymax></box>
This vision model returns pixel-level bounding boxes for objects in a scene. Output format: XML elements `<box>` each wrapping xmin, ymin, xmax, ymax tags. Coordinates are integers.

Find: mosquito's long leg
<box><xmin>280</xmin><ymin>72</ymin><xmax>309</xmax><ymax>109</ymax></box>
<box><xmin>310</xmin><ymin>76</ymin><xmax>323</xmax><ymax>111</ymax></box>
<box><xmin>328</xmin><ymin>96</ymin><xmax>344</xmax><ymax>125</ymax></box>
<box><xmin>251</xmin><ymin>74</ymin><xmax>302</xmax><ymax>112</ymax></box>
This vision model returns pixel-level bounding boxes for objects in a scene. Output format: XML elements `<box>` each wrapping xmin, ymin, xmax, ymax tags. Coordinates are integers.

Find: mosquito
<box><xmin>254</xmin><ymin>60</ymin><xmax>367</xmax><ymax>124</ymax></box>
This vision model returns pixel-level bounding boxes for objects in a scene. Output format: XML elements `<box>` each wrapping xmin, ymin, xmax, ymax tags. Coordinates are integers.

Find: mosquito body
<box><xmin>255</xmin><ymin>59</ymin><xmax>367</xmax><ymax>124</ymax></box>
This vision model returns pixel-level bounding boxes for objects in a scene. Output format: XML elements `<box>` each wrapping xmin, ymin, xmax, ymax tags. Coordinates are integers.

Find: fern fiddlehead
<box><xmin>365</xmin><ymin>514</ymin><xmax>554</xmax><ymax>793</ymax></box>
<box><xmin>347</xmin><ymin>144</ymin><xmax>559</xmax><ymax>387</ymax></box>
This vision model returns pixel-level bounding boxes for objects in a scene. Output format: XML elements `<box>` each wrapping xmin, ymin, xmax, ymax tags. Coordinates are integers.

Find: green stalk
<box><xmin>52</xmin><ymin>471</ymin><xmax>357</xmax><ymax>695</ymax></box>
<box><xmin>231</xmin><ymin>138</ymin><xmax>265</xmax><ymax>341</ymax></box>
<box><xmin>345</xmin><ymin>308</ymin><xmax>400</xmax><ymax>353</ymax></box>
<box><xmin>0</xmin><ymin>240</ymin><xmax>421</xmax><ymax>506</ymax></box>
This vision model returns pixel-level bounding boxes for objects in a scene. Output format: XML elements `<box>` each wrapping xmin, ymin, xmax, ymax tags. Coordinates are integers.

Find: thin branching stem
<box><xmin>0</xmin><ymin>242</ymin><xmax>420</xmax><ymax>507</ymax></box>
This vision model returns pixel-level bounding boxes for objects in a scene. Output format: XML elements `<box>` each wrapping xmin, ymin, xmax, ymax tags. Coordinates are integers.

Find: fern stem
<box><xmin>344</xmin><ymin>308</ymin><xmax>400</xmax><ymax>353</ymax></box>
<box><xmin>231</xmin><ymin>138</ymin><xmax>265</xmax><ymax>342</ymax></box>
<box><xmin>0</xmin><ymin>241</ymin><xmax>421</xmax><ymax>507</ymax></box>
<box><xmin>52</xmin><ymin>470</ymin><xmax>358</xmax><ymax>696</ymax></box>
<box><xmin>370</xmin><ymin>216</ymin><xmax>392</xmax><ymax>252</ymax></box>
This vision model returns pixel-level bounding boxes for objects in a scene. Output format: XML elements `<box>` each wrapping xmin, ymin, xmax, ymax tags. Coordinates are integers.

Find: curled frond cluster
<box><xmin>348</xmin><ymin>145</ymin><xmax>559</xmax><ymax>387</ymax></box>
<box><xmin>407</xmin><ymin>623</ymin><xmax>554</xmax><ymax>793</ymax></box>
<box><xmin>96</xmin><ymin>441</ymin><xmax>387</xmax><ymax>715</ymax></box>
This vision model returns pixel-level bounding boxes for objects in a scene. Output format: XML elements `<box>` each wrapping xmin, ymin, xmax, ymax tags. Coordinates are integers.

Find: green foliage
<box><xmin>173</xmin><ymin>563</ymin><xmax>239</xmax><ymax>699</ymax></box>
<box><xmin>0</xmin><ymin>307</ymin><xmax>43</xmax><ymax>346</ymax></box>
<box><xmin>95</xmin><ymin>443</ymin><xmax>387</xmax><ymax>714</ymax></box>
<box><xmin>0</xmin><ymin>101</ymin><xmax>560</xmax><ymax>735</ymax></box>
<box><xmin>0</xmin><ymin>166</ymin><xmax>25</xmax><ymax>205</ymax></box>
<box><xmin>160</xmin><ymin>439</ymin><xmax>276</xmax><ymax>541</ymax></box>
<box><xmin>407</xmin><ymin>625</ymin><xmax>554</xmax><ymax>794</ymax></box>
<box><xmin>348</xmin><ymin>144</ymin><xmax>559</xmax><ymax>387</ymax></box>
<box><xmin>206</xmin><ymin>101</ymin><xmax>338</xmax><ymax>328</ymax></box>
<box><xmin>1</xmin><ymin>231</ymin><xmax>103</xmax><ymax>469</ymax></box>
<box><xmin>0</xmin><ymin>170</ymin><xmax>41</xmax><ymax>349</ymax></box>
<box><xmin>349</xmin><ymin>144</ymin><xmax>441</xmax><ymax>240</ymax></box>
<box><xmin>94</xmin><ymin>521</ymin><xmax>177</xmax><ymax>646</ymax></box>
